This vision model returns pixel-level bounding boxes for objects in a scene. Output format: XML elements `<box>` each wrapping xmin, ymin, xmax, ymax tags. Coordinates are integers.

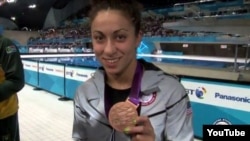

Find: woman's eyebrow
<box><xmin>92</xmin><ymin>31</ymin><xmax>104</xmax><ymax>35</ymax></box>
<box><xmin>113</xmin><ymin>28</ymin><xmax>129</xmax><ymax>34</ymax></box>
<box><xmin>92</xmin><ymin>28</ymin><xmax>128</xmax><ymax>35</ymax></box>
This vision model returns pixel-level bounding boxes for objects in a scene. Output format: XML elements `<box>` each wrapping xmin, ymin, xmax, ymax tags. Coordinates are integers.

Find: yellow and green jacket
<box><xmin>0</xmin><ymin>35</ymin><xmax>24</xmax><ymax>119</ymax></box>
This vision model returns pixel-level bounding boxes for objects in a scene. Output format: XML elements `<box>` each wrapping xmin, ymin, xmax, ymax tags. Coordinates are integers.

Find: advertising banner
<box><xmin>181</xmin><ymin>78</ymin><xmax>250</xmax><ymax>138</ymax></box>
<box><xmin>65</xmin><ymin>66</ymin><xmax>96</xmax><ymax>99</ymax></box>
<box><xmin>65</xmin><ymin>66</ymin><xmax>96</xmax><ymax>82</ymax></box>
<box><xmin>38</xmin><ymin>62</ymin><xmax>65</xmax><ymax>96</ymax></box>
<box><xmin>22</xmin><ymin>60</ymin><xmax>38</xmax><ymax>86</ymax></box>
<box><xmin>182</xmin><ymin>79</ymin><xmax>250</xmax><ymax>112</ymax></box>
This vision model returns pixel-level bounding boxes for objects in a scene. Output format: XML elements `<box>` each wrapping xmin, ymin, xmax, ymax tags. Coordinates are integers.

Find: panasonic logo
<box><xmin>76</xmin><ymin>73</ymin><xmax>88</xmax><ymax>78</ymax></box>
<box><xmin>215</xmin><ymin>92</ymin><xmax>250</xmax><ymax>104</ymax></box>
<box><xmin>46</xmin><ymin>68</ymin><xmax>53</xmax><ymax>71</ymax></box>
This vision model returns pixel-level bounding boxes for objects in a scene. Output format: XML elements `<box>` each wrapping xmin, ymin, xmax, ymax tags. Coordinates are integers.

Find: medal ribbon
<box><xmin>127</xmin><ymin>62</ymin><xmax>143</xmax><ymax>106</ymax></box>
<box><xmin>105</xmin><ymin>61</ymin><xmax>143</xmax><ymax>116</ymax></box>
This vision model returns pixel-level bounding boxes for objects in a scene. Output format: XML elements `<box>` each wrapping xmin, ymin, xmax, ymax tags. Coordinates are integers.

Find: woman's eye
<box><xmin>94</xmin><ymin>36</ymin><xmax>103</xmax><ymax>41</ymax></box>
<box><xmin>116</xmin><ymin>35</ymin><xmax>126</xmax><ymax>41</ymax></box>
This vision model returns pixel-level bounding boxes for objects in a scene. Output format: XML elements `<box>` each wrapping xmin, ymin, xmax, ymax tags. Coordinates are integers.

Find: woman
<box><xmin>72</xmin><ymin>0</ymin><xmax>194</xmax><ymax>141</ymax></box>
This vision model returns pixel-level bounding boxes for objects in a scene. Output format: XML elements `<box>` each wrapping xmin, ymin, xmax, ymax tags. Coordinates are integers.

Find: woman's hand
<box><xmin>124</xmin><ymin>116</ymin><xmax>155</xmax><ymax>141</ymax></box>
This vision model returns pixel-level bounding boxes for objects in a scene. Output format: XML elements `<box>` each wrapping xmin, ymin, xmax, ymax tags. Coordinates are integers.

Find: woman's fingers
<box><xmin>123</xmin><ymin>116</ymin><xmax>155</xmax><ymax>141</ymax></box>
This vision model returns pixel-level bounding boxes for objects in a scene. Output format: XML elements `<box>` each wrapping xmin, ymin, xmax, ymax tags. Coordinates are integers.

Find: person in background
<box><xmin>72</xmin><ymin>0</ymin><xmax>194</xmax><ymax>140</ymax></box>
<box><xmin>0</xmin><ymin>35</ymin><xmax>25</xmax><ymax>141</ymax></box>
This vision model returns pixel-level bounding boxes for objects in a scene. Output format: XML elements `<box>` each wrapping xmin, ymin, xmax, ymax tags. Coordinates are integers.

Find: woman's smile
<box><xmin>103</xmin><ymin>57</ymin><xmax>121</xmax><ymax>67</ymax></box>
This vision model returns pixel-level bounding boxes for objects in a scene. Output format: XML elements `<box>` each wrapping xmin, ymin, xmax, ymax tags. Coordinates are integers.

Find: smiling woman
<box><xmin>72</xmin><ymin>0</ymin><xmax>194</xmax><ymax>141</ymax></box>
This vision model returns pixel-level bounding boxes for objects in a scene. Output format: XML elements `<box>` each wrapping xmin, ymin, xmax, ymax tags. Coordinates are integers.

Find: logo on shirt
<box><xmin>140</xmin><ymin>92</ymin><xmax>156</xmax><ymax>106</ymax></box>
<box><xmin>6</xmin><ymin>45</ymin><xmax>17</xmax><ymax>54</ymax></box>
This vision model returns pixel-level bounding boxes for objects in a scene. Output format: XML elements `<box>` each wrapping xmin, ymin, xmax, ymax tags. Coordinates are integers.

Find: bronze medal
<box><xmin>108</xmin><ymin>100</ymin><xmax>138</xmax><ymax>132</ymax></box>
<box><xmin>106</xmin><ymin>62</ymin><xmax>143</xmax><ymax>132</ymax></box>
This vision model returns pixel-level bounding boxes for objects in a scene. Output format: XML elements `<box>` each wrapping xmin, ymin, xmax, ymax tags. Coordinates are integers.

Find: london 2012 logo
<box><xmin>195</xmin><ymin>87</ymin><xmax>207</xmax><ymax>99</ymax></box>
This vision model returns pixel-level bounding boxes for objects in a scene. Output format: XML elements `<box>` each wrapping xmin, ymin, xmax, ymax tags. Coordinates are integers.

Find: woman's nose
<box><xmin>104</xmin><ymin>39</ymin><xmax>116</xmax><ymax>55</ymax></box>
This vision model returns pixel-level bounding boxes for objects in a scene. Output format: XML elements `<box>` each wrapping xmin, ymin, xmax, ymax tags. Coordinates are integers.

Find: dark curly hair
<box><xmin>89</xmin><ymin>0</ymin><xmax>143</xmax><ymax>35</ymax></box>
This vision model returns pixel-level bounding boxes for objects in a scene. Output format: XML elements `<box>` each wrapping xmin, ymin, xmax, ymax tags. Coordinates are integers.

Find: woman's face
<box><xmin>91</xmin><ymin>10</ymin><xmax>141</xmax><ymax>75</ymax></box>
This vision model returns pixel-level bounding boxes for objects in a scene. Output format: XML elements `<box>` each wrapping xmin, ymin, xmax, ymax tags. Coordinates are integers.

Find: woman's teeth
<box><xmin>107</xmin><ymin>58</ymin><xmax>119</xmax><ymax>63</ymax></box>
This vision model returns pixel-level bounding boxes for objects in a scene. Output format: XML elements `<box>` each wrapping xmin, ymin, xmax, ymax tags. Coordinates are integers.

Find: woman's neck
<box><xmin>106</xmin><ymin>60</ymin><xmax>137</xmax><ymax>90</ymax></box>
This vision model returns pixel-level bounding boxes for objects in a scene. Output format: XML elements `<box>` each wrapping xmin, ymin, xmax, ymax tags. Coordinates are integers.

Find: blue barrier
<box><xmin>22</xmin><ymin>60</ymin><xmax>39</xmax><ymax>87</ymax></box>
<box><xmin>38</xmin><ymin>62</ymin><xmax>65</xmax><ymax>96</ymax></box>
<box><xmin>22</xmin><ymin>59</ymin><xmax>96</xmax><ymax>99</ymax></box>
